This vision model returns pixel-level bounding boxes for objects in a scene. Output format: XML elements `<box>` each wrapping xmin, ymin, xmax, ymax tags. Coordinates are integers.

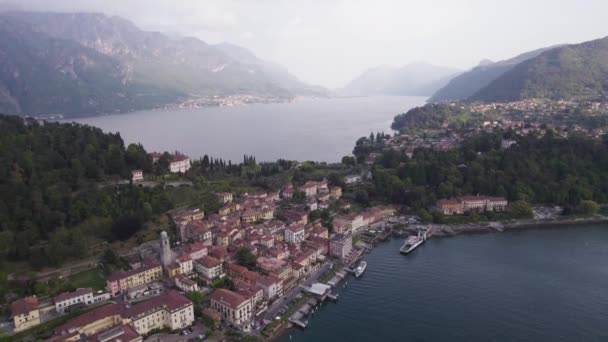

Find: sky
<box><xmin>1</xmin><ymin>0</ymin><xmax>608</xmax><ymax>88</ymax></box>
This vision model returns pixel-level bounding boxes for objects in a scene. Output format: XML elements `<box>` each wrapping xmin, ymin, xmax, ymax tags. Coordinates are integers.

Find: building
<box><xmin>176</xmin><ymin>255</ymin><xmax>194</xmax><ymax>275</ymax></box>
<box><xmin>285</xmin><ymin>224</ymin><xmax>305</xmax><ymax>244</ymax></box>
<box><xmin>501</xmin><ymin>139</ymin><xmax>517</xmax><ymax>149</ymax></box>
<box><xmin>226</xmin><ymin>263</ymin><xmax>258</xmax><ymax>285</ymax></box>
<box><xmin>330</xmin><ymin>186</ymin><xmax>342</xmax><ymax>200</ymax></box>
<box><xmin>149</xmin><ymin>152</ymin><xmax>162</xmax><ymax>163</ymax></box>
<box><xmin>255</xmin><ymin>275</ymin><xmax>284</xmax><ymax>300</ymax></box>
<box><xmin>54</xmin><ymin>288</ymin><xmax>110</xmax><ymax>313</ymax></box>
<box><xmin>300</xmin><ymin>181</ymin><xmax>318</xmax><ymax>197</ymax></box>
<box><xmin>281</xmin><ymin>184</ymin><xmax>294</xmax><ymax>199</ymax></box>
<box><xmin>106</xmin><ymin>261</ymin><xmax>163</xmax><ymax>296</ymax></box>
<box><xmin>181</xmin><ymin>241</ymin><xmax>208</xmax><ymax>261</ymax></box>
<box><xmin>343</xmin><ymin>174</ymin><xmax>362</xmax><ymax>186</ymax></box>
<box><xmin>175</xmin><ymin>275</ymin><xmax>199</xmax><ymax>292</ymax></box>
<box><xmin>306</xmin><ymin>200</ymin><xmax>318</xmax><ymax>211</ymax></box>
<box><xmin>195</xmin><ymin>256</ymin><xmax>224</xmax><ymax>284</ymax></box>
<box><xmin>437</xmin><ymin>196</ymin><xmax>508</xmax><ymax>215</ymax></box>
<box><xmin>209</xmin><ymin>289</ymin><xmax>253</xmax><ymax>328</ymax></box>
<box><xmin>11</xmin><ymin>296</ymin><xmax>40</xmax><ymax>333</ymax></box>
<box><xmin>172</xmin><ymin>208</ymin><xmax>205</xmax><ymax>224</ymax></box>
<box><xmin>330</xmin><ymin>233</ymin><xmax>352</xmax><ymax>259</ymax></box>
<box><xmin>216</xmin><ymin>192</ymin><xmax>233</xmax><ymax>204</ymax></box>
<box><xmin>160</xmin><ymin>231</ymin><xmax>173</xmax><ymax>268</ymax></box>
<box><xmin>437</xmin><ymin>199</ymin><xmax>464</xmax><ymax>215</ymax></box>
<box><xmin>87</xmin><ymin>324</ymin><xmax>142</xmax><ymax>342</ymax></box>
<box><xmin>54</xmin><ymin>291</ymin><xmax>194</xmax><ymax>338</ymax></box>
<box><xmin>333</xmin><ymin>213</ymin><xmax>364</xmax><ymax>233</ymax></box>
<box><xmin>131</xmin><ymin>170</ymin><xmax>143</xmax><ymax>182</ymax></box>
<box><xmin>169</xmin><ymin>153</ymin><xmax>191</xmax><ymax>173</ymax></box>
<box><xmin>126</xmin><ymin>291</ymin><xmax>195</xmax><ymax>335</ymax></box>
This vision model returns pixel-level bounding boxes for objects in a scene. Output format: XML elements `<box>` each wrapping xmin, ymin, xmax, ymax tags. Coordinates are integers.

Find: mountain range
<box><xmin>470</xmin><ymin>37</ymin><xmax>608</xmax><ymax>102</ymax></box>
<box><xmin>431</xmin><ymin>36</ymin><xmax>608</xmax><ymax>103</ymax></box>
<box><xmin>0</xmin><ymin>11</ymin><xmax>325</xmax><ymax>117</ymax></box>
<box><xmin>340</xmin><ymin>63</ymin><xmax>460</xmax><ymax>97</ymax></box>
<box><xmin>429</xmin><ymin>47</ymin><xmax>555</xmax><ymax>102</ymax></box>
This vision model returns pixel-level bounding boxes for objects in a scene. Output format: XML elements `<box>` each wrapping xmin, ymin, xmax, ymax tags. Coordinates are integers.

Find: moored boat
<box><xmin>354</xmin><ymin>261</ymin><xmax>367</xmax><ymax>277</ymax></box>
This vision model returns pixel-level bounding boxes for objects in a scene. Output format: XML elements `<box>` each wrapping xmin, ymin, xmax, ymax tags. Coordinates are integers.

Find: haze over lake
<box><xmin>70</xmin><ymin>96</ymin><xmax>426</xmax><ymax>163</ymax></box>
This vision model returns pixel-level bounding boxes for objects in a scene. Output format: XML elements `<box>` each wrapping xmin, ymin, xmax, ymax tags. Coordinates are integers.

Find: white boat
<box><xmin>354</xmin><ymin>261</ymin><xmax>367</xmax><ymax>278</ymax></box>
<box><xmin>400</xmin><ymin>230</ymin><xmax>427</xmax><ymax>254</ymax></box>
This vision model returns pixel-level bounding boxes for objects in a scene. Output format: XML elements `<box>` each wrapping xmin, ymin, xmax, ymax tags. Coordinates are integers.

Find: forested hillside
<box><xmin>366</xmin><ymin>132</ymin><xmax>608</xmax><ymax>213</ymax></box>
<box><xmin>471</xmin><ymin>36</ymin><xmax>608</xmax><ymax>102</ymax></box>
<box><xmin>0</xmin><ymin>115</ymin><xmax>171</xmax><ymax>268</ymax></box>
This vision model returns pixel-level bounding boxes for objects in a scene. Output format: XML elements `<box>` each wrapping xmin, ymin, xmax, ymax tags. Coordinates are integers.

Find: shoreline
<box><xmin>415</xmin><ymin>215</ymin><xmax>608</xmax><ymax>238</ymax></box>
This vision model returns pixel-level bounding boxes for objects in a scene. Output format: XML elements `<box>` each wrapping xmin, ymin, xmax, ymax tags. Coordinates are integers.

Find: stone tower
<box><xmin>160</xmin><ymin>231</ymin><xmax>172</xmax><ymax>267</ymax></box>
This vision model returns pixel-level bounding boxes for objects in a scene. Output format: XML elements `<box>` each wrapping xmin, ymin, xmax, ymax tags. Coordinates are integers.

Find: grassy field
<box><xmin>68</xmin><ymin>268</ymin><xmax>106</xmax><ymax>290</ymax></box>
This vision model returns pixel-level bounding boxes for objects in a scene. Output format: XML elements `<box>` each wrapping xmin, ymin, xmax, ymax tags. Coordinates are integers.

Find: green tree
<box><xmin>510</xmin><ymin>200</ymin><xmax>533</xmax><ymax>218</ymax></box>
<box><xmin>236</xmin><ymin>247</ymin><xmax>257</xmax><ymax>270</ymax></box>
<box><xmin>578</xmin><ymin>200</ymin><xmax>599</xmax><ymax>216</ymax></box>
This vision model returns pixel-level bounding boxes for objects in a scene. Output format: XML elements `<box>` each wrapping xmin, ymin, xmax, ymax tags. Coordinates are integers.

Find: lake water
<box><xmin>70</xmin><ymin>96</ymin><xmax>426</xmax><ymax>163</ymax></box>
<box><xmin>279</xmin><ymin>225</ymin><xmax>608</xmax><ymax>342</ymax></box>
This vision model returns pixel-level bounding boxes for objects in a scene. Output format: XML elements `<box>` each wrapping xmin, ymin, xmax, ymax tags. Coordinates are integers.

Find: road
<box><xmin>263</xmin><ymin>262</ymin><xmax>331</xmax><ymax>322</ymax></box>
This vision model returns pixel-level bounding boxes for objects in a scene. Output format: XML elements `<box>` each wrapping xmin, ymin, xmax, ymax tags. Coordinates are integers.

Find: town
<box><xmin>5</xmin><ymin>152</ymin><xmax>399</xmax><ymax>341</ymax></box>
<box><xmin>382</xmin><ymin>99</ymin><xmax>608</xmax><ymax>156</ymax></box>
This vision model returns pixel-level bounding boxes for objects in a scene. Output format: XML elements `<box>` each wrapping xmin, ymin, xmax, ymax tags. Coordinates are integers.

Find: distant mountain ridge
<box><xmin>429</xmin><ymin>47</ymin><xmax>556</xmax><ymax>102</ymax></box>
<box><xmin>340</xmin><ymin>62</ymin><xmax>460</xmax><ymax>97</ymax></box>
<box><xmin>470</xmin><ymin>36</ymin><xmax>608</xmax><ymax>102</ymax></box>
<box><xmin>214</xmin><ymin>43</ymin><xmax>327</xmax><ymax>96</ymax></box>
<box><xmin>0</xmin><ymin>11</ymin><xmax>324</xmax><ymax>117</ymax></box>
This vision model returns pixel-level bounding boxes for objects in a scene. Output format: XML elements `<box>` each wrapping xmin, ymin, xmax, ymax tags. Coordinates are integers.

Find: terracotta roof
<box><xmin>288</xmin><ymin>224</ymin><xmax>305</xmax><ymax>233</ymax></box>
<box><xmin>53</xmin><ymin>288</ymin><xmax>93</xmax><ymax>303</ymax></box>
<box><xmin>210</xmin><ymin>288</ymin><xmax>248</xmax><ymax>309</ymax></box>
<box><xmin>107</xmin><ymin>261</ymin><xmax>161</xmax><ymax>282</ymax></box>
<box><xmin>177</xmin><ymin>255</ymin><xmax>192</xmax><ymax>263</ymax></box>
<box><xmin>11</xmin><ymin>296</ymin><xmax>39</xmax><ymax>317</ymax></box>
<box><xmin>256</xmin><ymin>275</ymin><xmax>282</xmax><ymax>287</ymax></box>
<box><xmin>202</xmin><ymin>308</ymin><xmax>221</xmax><ymax>320</ymax></box>
<box><xmin>55</xmin><ymin>303</ymin><xmax>122</xmax><ymax>334</ymax></box>
<box><xmin>171</xmin><ymin>154</ymin><xmax>190</xmax><ymax>162</ymax></box>
<box><xmin>197</xmin><ymin>255</ymin><xmax>221</xmax><ymax>268</ymax></box>
<box><xmin>123</xmin><ymin>290</ymin><xmax>192</xmax><ymax>318</ymax></box>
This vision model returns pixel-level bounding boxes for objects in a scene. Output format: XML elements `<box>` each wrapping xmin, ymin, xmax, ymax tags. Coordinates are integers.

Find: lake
<box><xmin>279</xmin><ymin>225</ymin><xmax>608</xmax><ymax>342</ymax></box>
<box><xmin>69</xmin><ymin>96</ymin><xmax>426</xmax><ymax>163</ymax></box>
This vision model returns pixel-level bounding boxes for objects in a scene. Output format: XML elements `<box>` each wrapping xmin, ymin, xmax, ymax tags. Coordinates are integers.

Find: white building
<box><xmin>210</xmin><ymin>289</ymin><xmax>253</xmax><ymax>328</ymax></box>
<box><xmin>344</xmin><ymin>174</ymin><xmax>362</xmax><ymax>186</ymax></box>
<box><xmin>170</xmin><ymin>153</ymin><xmax>191</xmax><ymax>173</ymax></box>
<box><xmin>131</xmin><ymin>169</ymin><xmax>143</xmax><ymax>182</ymax></box>
<box><xmin>255</xmin><ymin>275</ymin><xmax>283</xmax><ymax>300</ymax></box>
<box><xmin>284</xmin><ymin>224</ymin><xmax>305</xmax><ymax>244</ymax></box>
<box><xmin>175</xmin><ymin>275</ymin><xmax>199</xmax><ymax>293</ymax></box>
<box><xmin>195</xmin><ymin>256</ymin><xmax>224</xmax><ymax>284</ymax></box>
<box><xmin>127</xmin><ymin>290</ymin><xmax>195</xmax><ymax>335</ymax></box>
<box><xmin>54</xmin><ymin>288</ymin><xmax>110</xmax><ymax>313</ymax></box>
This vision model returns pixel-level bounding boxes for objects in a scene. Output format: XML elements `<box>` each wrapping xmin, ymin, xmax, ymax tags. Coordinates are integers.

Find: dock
<box><xmin>289</xmin><ymin>317</ymin><xmax>308</xmax><ymax>328</ymax></box>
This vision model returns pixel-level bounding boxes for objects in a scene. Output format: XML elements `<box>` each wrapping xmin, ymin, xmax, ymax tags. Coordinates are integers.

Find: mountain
<box><xmin>470</xmin><ymin>36</ymin><xmax>608</xmax><ymax>102</ymax></box>
<box><xmin>0</xmin><ymin>15</ymin><xmax>176</xmax><ymax>116</ymax></box>
<box><xmin>214</xmin><ymin>43</ymin><xmax>328</xmax><ymax>96</ymax></box>
<box><xmin>340</xmin><ymin>62</ymin><xmax>460</xmax><ymax>97</ymax></box>
<box><xmin>0</xmin><ymin>12</ymin><xmax>318</xmax><ymax>117</ymax></box>
<box><xmin>429</xmin><ymin>47</ymin><xmax>555</xmax><ymax>102</ymax></box>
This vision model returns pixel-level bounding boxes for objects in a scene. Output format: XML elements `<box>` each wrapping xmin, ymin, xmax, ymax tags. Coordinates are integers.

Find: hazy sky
<box><xmin>2</xmin><ymin>0</ymin><xmax>608</xmax><ymax>88</ymax></box>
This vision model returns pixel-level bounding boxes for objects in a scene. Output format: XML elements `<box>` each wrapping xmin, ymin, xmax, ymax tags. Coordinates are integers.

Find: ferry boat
<box><xmin>400</xmin><ymin>230</ymin><xmax>427</xmax><ymax>254</ymax></box>
<box><xmin>354</xmin><ymin>261</ymin><xmax>367</xmax><ymax>278</ymax></box>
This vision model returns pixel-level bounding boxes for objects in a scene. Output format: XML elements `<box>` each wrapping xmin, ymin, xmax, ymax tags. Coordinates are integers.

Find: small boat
<box><xmin>354</xmin><ymin>261</ymin><xmax>367</xmax><ymax>278</ymax></box>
